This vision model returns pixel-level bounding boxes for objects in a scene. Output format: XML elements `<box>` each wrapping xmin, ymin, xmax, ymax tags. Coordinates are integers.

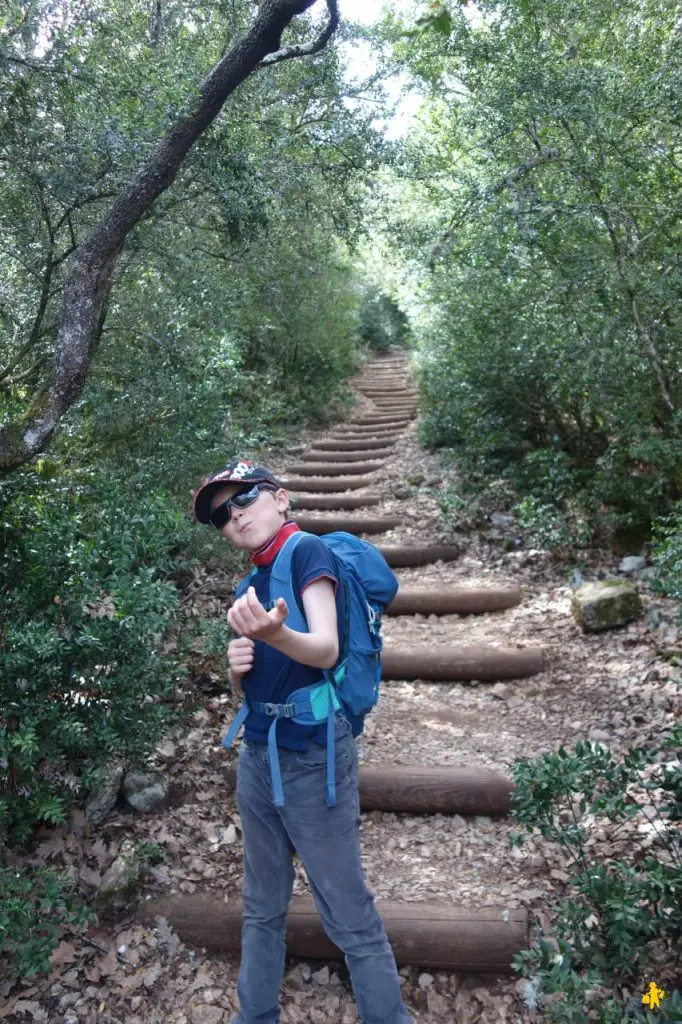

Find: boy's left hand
<box><xmin>228</xmin><ymin>586</ymin><xmax>288</xmax><ymax>641</ymax></box>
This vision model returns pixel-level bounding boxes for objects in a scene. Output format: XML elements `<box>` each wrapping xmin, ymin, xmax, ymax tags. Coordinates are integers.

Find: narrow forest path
<box><xmin>15</xmin><ymin>352</ymin><xmax>680</xmax><ymax>1024</ymax></box>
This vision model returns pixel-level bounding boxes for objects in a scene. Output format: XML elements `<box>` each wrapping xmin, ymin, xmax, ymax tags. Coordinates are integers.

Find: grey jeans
<box><xmin>232</xmin><ymin>715</ymin><xmax>413</xmax><ymax>1024</ymax></box>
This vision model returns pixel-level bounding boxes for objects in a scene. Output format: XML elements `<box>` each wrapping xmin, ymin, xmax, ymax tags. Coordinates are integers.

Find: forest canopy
<box><xmin>378</xmin><ymin>0</ymin><xmax>682</xmax><ymax>546</ymax></box>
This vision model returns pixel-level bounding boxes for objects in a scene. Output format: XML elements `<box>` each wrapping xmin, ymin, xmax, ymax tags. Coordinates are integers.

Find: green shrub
<box><xmin>358</xmin><ymin>288</ymin><xmax>410</xmax><ymax>352</ymax></box>
<box><xmin>0</xmin><ymin>468</ymin><xmax>193</xmax><ymax>844</ymax></box>
<box><xmin>510</xmin><ymin>726</ymin><xmax>682</xmax><ymax>1021</ymax></box>
<box><xmin>514</xmin><ymin>494</ymin><xmax>593</xmax><ymax>552</ymax></box>
<box><xmin>652</xmin><ymin>501</ymin><xmax>682</xmax><ymax>617</ymax></box>
<box><xmin>0</xmin><ymin>864</ymin><xmax>92</xmax><ymax>980</ymax></box>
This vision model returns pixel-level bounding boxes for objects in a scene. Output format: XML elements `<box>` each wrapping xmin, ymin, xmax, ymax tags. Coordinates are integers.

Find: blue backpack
<box><xmin>222</xmin><ymin>531</ymin><xmax>399</xmax><ymax>808</ymax></box>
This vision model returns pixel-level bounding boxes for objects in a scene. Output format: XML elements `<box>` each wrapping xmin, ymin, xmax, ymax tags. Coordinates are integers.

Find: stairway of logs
<box><xmin>142</xmin><ymin>352</ymin><xmax>547</xmax><ymax>990</ymax></box>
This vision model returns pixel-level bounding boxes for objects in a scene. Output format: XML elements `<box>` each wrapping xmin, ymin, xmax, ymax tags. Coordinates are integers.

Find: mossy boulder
<box><xmin>572</xmin><ymin>580</ymin><xmax>642</xmax><ymax>633</ymax></box>
<box><xmin>96</xmin><ymin>840</ymin><xmax>143</xmax><ymax>908</ymax></box>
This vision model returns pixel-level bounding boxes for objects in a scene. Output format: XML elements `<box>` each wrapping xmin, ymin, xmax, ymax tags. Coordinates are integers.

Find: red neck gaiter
<box><xmin>249</xmin><ymin>521</ymin><xmax>300</xmax><ymax>567</ymax></box>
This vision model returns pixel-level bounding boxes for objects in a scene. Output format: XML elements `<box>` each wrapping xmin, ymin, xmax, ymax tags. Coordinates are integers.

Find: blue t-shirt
<box><xmin>239</xmin><ymin>535</ymin><xmax>346</xmax><ymax>751</ymax></box>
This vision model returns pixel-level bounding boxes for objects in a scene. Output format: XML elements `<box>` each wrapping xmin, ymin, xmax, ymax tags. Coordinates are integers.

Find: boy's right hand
<box><xmin>228</xmin><ymin>636</ymin><xmax>255</xmax><ymax>682</ymax></box>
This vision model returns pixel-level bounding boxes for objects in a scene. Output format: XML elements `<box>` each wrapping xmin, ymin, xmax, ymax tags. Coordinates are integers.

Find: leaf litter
<box><xmin>2</xmin><ymin>367</ymin><xmax>680</xmax><ymax>1023</ymax></box>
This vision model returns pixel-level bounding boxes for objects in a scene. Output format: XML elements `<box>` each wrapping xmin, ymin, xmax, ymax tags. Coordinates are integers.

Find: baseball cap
<box><xmin>192</xmin><ymin>460</ymin><xmax>282</xmax><ymax>524</ymax></box>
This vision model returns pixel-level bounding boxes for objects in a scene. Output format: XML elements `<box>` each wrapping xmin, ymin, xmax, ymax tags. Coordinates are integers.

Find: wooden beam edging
<box><xmin>279</xmin><ymin>476</ymin><xmax>376</xmax><ymax>493</ymax></box>
<box><xmin>294</xmin><ymin>514</ymin><xmax>402</xmax><ymax>536</ymax></box>
<box><xmin>305</xmin><ymin>448</ymin><xmax>394</xmax><ymax>462</ymax></box>
<box><xmin>290</xmin><ymin>494</ymin><xmax>382</xmax><ymax>510</ymax></box>
<box><xmin>351</xmin><ymin>416</ymin><xmax>414</xmax><ymax>425</ymax></box>
<box><xmin>332</xmin><ymin>434</ymin><xmax>405</xmax><ymax>443</ymax></box>
<box><xmin>387</xmin><ymin>587</ymin><xmax>522</xmax><ymax>616</ymax></box>
<box><xmin>137</xmin><ymin>895</ymin><xmax>528</xmax><ymax>973</ymax></box>
<box><xmin>370</xmin><ymin>405</ymin><xmax>417</xmax><ymax>412</ymax></box>
<box><xmin>375</xmin><ymin>545</ymin><xmax>461</xmax><ymax>567</ymax></box>
<box><xmin>286</xmin><ymin>461</ymin><xmax>384</xmax><ymax>476</ymax></box>
<box><xmin>381</xmin><ymin>646</ymin><xmax>546</xmax><ymax>681</ymax></box>
<box><xmin>225</xmin><ymin>762</ymin><xmax>513</xmax><ymax>815</ymax></box>
<box><xmin>313</xmin><ymin>439</ymin><xmax>396</xmax><ymax>452</ymax></box>
<box><xmin>341</xmin><ymin>419</ymin><xmax>411</xmax><ymax>429</ymax></box>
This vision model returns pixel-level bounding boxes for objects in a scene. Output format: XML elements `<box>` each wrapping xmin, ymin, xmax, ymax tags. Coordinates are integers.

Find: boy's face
<box><xmin>209</xmin><ymin>482</ymin><xmax>289</xmax><ymax>551</ymax></box>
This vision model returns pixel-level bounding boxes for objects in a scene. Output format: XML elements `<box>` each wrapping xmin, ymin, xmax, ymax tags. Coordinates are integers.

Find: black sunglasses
<box><xmin>209</xmin><ymin>483</ymin><xmax>277</xmax><ymax>529</ymax></box>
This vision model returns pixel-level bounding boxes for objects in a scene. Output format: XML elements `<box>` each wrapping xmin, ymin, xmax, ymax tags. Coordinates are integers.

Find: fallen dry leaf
<box><xmin>48</xmin><ymin>941</ymin><xmax>77</xmax><ymax>967</ymax></box>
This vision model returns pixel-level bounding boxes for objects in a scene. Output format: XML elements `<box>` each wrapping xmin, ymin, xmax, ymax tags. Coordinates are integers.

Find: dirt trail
<box><xmin>8</xmin><ymin>352</ymin><xmax>679</xmax><ymax>1024</ymax></box>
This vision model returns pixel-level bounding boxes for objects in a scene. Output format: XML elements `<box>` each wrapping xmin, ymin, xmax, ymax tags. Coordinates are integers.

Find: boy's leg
<box><xmin>279</xmin><ymin>718</ymin><xmax>414</xmax><ymax>1024</ymax></box>
<box><xmin>233</xmin><ymin>741</ymin><xmax>295</xmax><ymax>1024</ymax></box>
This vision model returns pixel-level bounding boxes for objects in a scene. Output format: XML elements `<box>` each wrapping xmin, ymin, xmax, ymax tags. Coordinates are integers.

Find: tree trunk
<box><xmin>0</xmin><ymin>0</ymin><xmax>338</xmax><ymax>473</ymax></box>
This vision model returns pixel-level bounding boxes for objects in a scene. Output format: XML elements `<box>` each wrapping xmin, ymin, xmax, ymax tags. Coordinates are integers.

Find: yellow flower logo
<box><xmin>642</xmin><ymin>982</ymin><xmax>666</xmax><ymax>1010</ymax></box>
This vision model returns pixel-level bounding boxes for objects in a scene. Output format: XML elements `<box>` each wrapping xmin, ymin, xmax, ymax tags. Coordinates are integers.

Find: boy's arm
<box><xmin>227</xmin><ymin>580</ymin><xmax>338</xmax><ymax>669</ymax></box>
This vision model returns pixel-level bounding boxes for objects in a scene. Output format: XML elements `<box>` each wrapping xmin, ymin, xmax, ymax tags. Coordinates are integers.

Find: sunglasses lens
<box><xmin>209</xmin><ymin>484</ymin><xmax>265</xmax><ymax>528</ymax></box>
<box><xmin>209</xmin><ymin>503</ymin><xmax>230</xmax><ymax>529</ymax></box>
<box><xmin>232</xmin><ymin>485</ymin><xmax>261</xmax><ymax>509</ymax></box>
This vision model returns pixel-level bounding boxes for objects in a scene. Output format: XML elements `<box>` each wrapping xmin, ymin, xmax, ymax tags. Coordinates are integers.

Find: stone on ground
<box><xmin>571</xmin><ymin>580</ymin><xmax>642</xmax><ymax>632</ymax></box>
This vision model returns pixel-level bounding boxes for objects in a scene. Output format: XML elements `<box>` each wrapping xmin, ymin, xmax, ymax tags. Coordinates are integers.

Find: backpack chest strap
<box><xmin>224</xmin><ymin>681</ymin><xmax>341</xmax><ymax>808</ymax></box>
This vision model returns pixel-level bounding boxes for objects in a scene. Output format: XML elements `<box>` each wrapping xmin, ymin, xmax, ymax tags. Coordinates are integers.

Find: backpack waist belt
<box><xmin>223</xmin><ymin>679</ymin><xmax>342</xmax><ymax>808</ymax></box>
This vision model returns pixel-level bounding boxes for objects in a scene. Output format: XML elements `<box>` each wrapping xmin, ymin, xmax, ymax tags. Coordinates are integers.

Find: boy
<box><xmin>193</xmin><ymin>461</ymin><xmax>413</xmax><ymax>1024</ymax></box>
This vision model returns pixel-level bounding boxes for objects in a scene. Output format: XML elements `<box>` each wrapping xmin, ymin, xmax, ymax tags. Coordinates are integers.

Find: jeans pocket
<box><xmin>296</xmin><ymin>743</ymin><xmax>351</xmax><ymax>771</ymax></box>
<box><xmin>293</xmin><ymin>717</ymin><xmax>354</xmax><ymax>771</ymax></box>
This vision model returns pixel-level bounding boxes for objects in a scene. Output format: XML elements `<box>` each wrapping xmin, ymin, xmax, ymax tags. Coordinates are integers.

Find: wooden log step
<box><xmin>352</xmin><ymin>416</ymin><xmax>413</xmax><ymax>426</ymax></box>
<box><xmin>331</xmin><ymin>427</ymin><xmax>403</xmax><ymax>436</ymax></box>
<box><xmin>361</xmin><ymin>397</ymin><xmax>414</xmax><ymax>404</ymax></box>
<box><xmin>368</xmin><ymin>409</ymin><xmax>411</xmax><ymax>417</ymax></box>
<box><xmin>370</xmin><ymin>409</ymin><xmax>415</xmax><ymax>417</ymax></box>
<box><xmin>305</xmin><ymin>448</ymin><xmax>394</xmax><ymax>462</ymax></box>
<box><xmin>371</xmin><ymin>403</ymin><xmax>417</xmax><ymax>411</ymax></box>
<box><xmin>349</xmin><ymin>412</ymin><xmax>411</xmax><ymax>421</ymax></box>
<box><xmin>359</xmin><ymin>387</ymin><xmax>417</xmax><ymax>394</ymax></box>
<box><xmin>286</xmin><ymin>461</ymin><xmax>383</xmax><ymax>476</ymax></box>
<box><xmin>313</xmin><ymin>439</ymin><xmax>396</xmax><ymax>452</ymax></box>
<box><xmin>333</xmin><ymin>427</ymin><xmax>404</xmax><ymax>438</ymax></box>
<box><xmin>341</xmin><ymin>419</ymin><xmax>410</xmax><ymax>429</ymax></box>
<box><xmin>387</xmin><ymin>586</ymin><xmax>522</xmax><ymax>616</ymax></box>
<box><xmin>294</xmin><ymin>514</ymin><xmax>401</xmax><ymax>536</ymax></box>
<box><xmin>371</xmin><ymin>400</ymin><xmax>416</xmax><ymax>407</ymax></box>
<box><xmin>279</xmin><ymin>476</ymin><xmax>375</xmax><ymax>493</ymax></box>
<box><xmin>290</xmin><ymin>494</ymin><xmax>382</xmax><ymax>510</ymax></box>
<box><xmin>381</xmin><ymin>646</ymin><xmax>546</xmax><ymax>681</ymax></box>
<box><xmin>358</xmin><ymin>386</ymin><xmax>409</xmax><ymax>393</ymax></box>
<box><xmin>374</xmin><ymin>545</ymin><xmax>460</xmax><ymax>567</ymax></box>
<box><xmin>355</xmin><ymin>763</ymin><xmax>512</xmax><ymax>815</ymax></box>
<box><xmin>334</xmin><ymin>425</ymin><xmax>404</xmax><ymax>435</ymax></box>
<box><xmin>225</xmin><ymin>763</ymin><xmax>512</xmax><ymax>815</ymax></box>
<box><xmin>330</xmin><ymin>435</ymin><xmax>400</xmax><ymax>445</ymax></box>
<box><xmin>359</xmin><ymin>393</ymin><xmax>417</xmax><ymax>401</ymax></box>
<box><xmin>138</xmin><ymin>895</ymin><xmax>527</xmax><ymax>972</ymax></box>
<box><xmin>366</xmin><ymin>403</ymin><xmax>413</xmax><ymax>411</ymax></box>
<box><xmin>371</xmin><ymin>411</ymin><xmax>414</xmax><ymax>418</ymax></box>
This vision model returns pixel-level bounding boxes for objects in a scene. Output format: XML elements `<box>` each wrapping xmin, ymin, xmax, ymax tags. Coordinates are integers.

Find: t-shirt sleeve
<box><xmin>292</xmin><ymin>535</ymin><xmax>339</xmax><ymax>595</ymax></box>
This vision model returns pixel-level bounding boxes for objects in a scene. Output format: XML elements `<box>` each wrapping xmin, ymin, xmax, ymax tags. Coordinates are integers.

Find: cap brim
<box><xmin>193</xmin><ymin>472</ymin><xmax>283</xmax><ymax>524</ymax></box>
<box><xmin>193</xmin><ymin>480</ymin><xmax>230</xmax><ymax>524</ymax></box>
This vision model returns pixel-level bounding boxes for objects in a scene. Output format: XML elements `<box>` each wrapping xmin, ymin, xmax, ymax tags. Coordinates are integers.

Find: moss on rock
<box><xmin>571</xmin><ymin>580</ymin><xmax>642</xmax><ymax>633</ymax></box>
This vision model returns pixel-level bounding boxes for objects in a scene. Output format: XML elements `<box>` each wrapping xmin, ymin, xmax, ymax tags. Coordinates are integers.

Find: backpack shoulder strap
<box><xmin>234</xmin><ymin>568</ymin><xmax>257</xmax><ymax>600</ymax></box>
<box><xmin>270</xmin><ymin>530</ymin><xmax>308</xmax><ymax>634</ymax></box>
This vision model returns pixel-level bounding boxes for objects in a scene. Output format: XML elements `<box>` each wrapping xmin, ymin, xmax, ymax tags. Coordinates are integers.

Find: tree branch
<box><xmin>259</xmin><ymin>0</ymin><xmax>339</xmax><ymax>67</ymax></box>
<box><xmin>0</xmin><ymin>0</ymin><xmax>337</xmax><ymax>473</ymax></box>
<box><xmin>0</xmin><ymin>357</ymin><xmax>46</xmax><ymax>390</ymax></box>
<box><xmin>429</xmin><ymin>148</ymin><xmax>560</xmax><ymax>267</ymax></box>
<box><xmin>0</xmin><ymin>251</ymin><xmax>56</xmax><ymax>386</ymax></box>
